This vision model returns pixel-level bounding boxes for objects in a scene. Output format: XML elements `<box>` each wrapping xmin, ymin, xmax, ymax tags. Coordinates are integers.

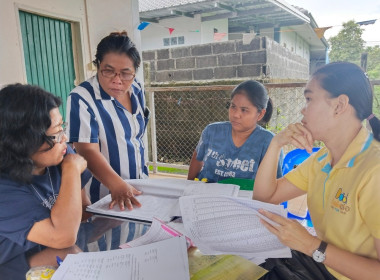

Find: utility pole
<box><xmin>361</xmin><ymin>52</ymin><xmax>368</xmax><ymax>71</ymax></box>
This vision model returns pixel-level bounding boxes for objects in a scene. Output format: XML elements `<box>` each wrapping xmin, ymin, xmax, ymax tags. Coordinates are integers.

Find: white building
<box><xmin>138</xmin><ymin>0</ymin><xmax>328</xmax><ymax>69</ymax></box>
<box><xmin>0</xmin><ymin>0</ymin><xmax>141</xmax><ymax>116</ymax></box>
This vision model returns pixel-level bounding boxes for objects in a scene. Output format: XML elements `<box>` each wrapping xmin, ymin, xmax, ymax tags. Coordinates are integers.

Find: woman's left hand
<box><xmin>258</xmin><ymin>209</ymin><xmax>320</xmax><ymax>256</ymax></box>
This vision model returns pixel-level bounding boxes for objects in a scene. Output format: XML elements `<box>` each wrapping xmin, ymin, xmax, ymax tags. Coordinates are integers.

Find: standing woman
<box><xmin>188</xmin><ymin>80</ymin><xmax>283</xmax><ymax>183</ymax></box>
<box><xmin>0</xmin><ymin>84</ymin><xmax>90</xmax><ymax>279</ymax></box>
<box><xmin>66</xmin><ymin>31</ymin><xmax>150</xmax><ymax>210</ymax></box>
<box><xmin>254</xmin><ymin>62</ymin><xmax>380</xmax><ymax>279</ymax></box>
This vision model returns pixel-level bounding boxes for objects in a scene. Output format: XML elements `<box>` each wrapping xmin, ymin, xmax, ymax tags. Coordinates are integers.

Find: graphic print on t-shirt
<box><xmin>204</xmin><ymin>148</ymin><xmax>256</xmax><ymax>178</ymax></box>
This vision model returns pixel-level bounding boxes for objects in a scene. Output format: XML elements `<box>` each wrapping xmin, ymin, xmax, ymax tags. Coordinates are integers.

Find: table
<box><xmin>78</xmin><ymin>215</ymin><xmax>268</xmax><ymax>280</ymax></box>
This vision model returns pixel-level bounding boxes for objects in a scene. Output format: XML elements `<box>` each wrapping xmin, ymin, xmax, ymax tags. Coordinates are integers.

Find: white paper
<box><xmin>126</xmin><ymin>178</ymin><xmax>240</xmax><ymax>197</ymax></box>
<box><xmin>120</xmin><ymin>218</ymin><xmax>192</xmax><ymax>249</ymax></box>
<box><xmin>86</xmin><ymin>194</ymin><xmax>177</xmax><ymax>223</ymax></box>
<box><xmin>87</xmin><ymin>178</ymin><xmax>240</xmax><ymax>222</ymax></box>
<box><xmin>179</xmin><ymin>195</ymin><xmax>291</xmax><ymax>259</ymax></box>
<box><xmin>52</xmin><ymin>236</ymin><xmax>189</xmax><ymax>280</ymax></box>
<box><xmin>237</xmin><ymin>190</ymin><xmax>253</xmax><ymax>199</ymax></box>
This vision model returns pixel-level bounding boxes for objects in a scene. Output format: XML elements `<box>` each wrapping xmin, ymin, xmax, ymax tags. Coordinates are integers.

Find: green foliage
<box><xmin>328</xmin><ymin>20</ymin><xmax>365</xmax><ymax>64</ymax></box>
<box><xmin>365</xmin><ymin>45</ymin><xmax>380</xmax><ymax>79</ymax></box>
<box><xmin>328</xmin><ymin>20</ymin><xmax>380</xmax><ymax>116</ymax></box>
<box><xmin>373</xmin><ymin>86</ymin><xmax>380</xmax><ymax>117</ymax></box>
<box><xmin>148</xmin><ymin>165</ymin><xmax>188</xmax><ymax>175</ymax></box>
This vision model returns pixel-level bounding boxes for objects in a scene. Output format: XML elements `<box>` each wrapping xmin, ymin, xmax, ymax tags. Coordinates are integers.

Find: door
<box><xmin>19</xmin><ymin>10</ymin><xmax>76</xmax><ymax>120</ymax></box>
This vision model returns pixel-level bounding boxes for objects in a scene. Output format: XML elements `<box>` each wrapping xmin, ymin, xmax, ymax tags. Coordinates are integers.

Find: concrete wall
<box><xmin>142</xmin><ymin>36</ymin><xmax>309</xmax><ymax>85</ymax></box>
<box><xmin>0</xmin><ymin>0</ymin><xmax>142</xmax><ymax>87</ymax></box>
<box><xmin>266</xmin><ymin>38</ymin><xmax>309</xmax><ymax>81</ymax></box>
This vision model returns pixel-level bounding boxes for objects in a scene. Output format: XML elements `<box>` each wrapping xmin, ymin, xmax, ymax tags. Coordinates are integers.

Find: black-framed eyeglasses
<box><xmin>100</xmin><ymin>69</ymin><xmax>135</xmax><ymax>81</ymax></box>
<box><xmin>46</xmin><ymin>123</ymin><xmax>67</xmax><ymax>144</ymax></box>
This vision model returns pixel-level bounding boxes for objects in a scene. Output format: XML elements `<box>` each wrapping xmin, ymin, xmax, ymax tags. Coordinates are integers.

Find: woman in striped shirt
<box><xmin>66</xmin><ymin>31</ymin><xmax>149</xmax><ymax>211</ymax></box>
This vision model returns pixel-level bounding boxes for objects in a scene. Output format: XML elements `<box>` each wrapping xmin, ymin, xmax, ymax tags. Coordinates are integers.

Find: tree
<box><xmin>328</xmin><ymin>20</ymin><xmax>365</xmax><ymax>64</ymax></box>
<box><xmin>328</xmin><ymin>20</ymin><xmax>380</xmax><ymax>117</ymax></box>
<box><xmin>365</xmin><ymin>45</ymin><xmax>380</xmax><ymax>79</ymax></box>
<box><xmin>366</xmin><ymin>45</ymin><xmax>380</xmax><ymax>116</ymax></box>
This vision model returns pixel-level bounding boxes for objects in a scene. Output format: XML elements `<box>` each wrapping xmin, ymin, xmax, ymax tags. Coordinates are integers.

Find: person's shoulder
<box><xmin>0</xmin><ymin>176</ymin><xmax>29</xmax><ymax>199</ymax></box>
<box><xmin>70</xmin><ymin>76</ymin><xmax>97</xmax><ymax>97</ymax></box>
<box><xmin>311</xmin><ymin>147</ymin><xmax>328</xmax><ymax>160</ymax></box>
<box><xmin>131</xmin><ymin>78</ymin><xmax>143</xmax><ymax>93</ymax></box>
<box><xmin>363</xmin><ymin>138</ymin><xmax>380</xmax><ymax>165</ymax></box>
<box><xmin>206</xmin><ymin>121</ymin><xmax>230</xmax><ymax>130</ymax></box>
<box><xmin>370</xmin><ymin>137</ymin><xmax>380</xmax><ymax>150</ymax></box>
<box><xmin>255</xmin><ymin>125</ymin><xmax>275</xmax><ymax>138</ymax></box>
<box><xmin>0</xmin><ymin>176</ymin><xmax>23</xmax><ymax>188</ymax></box>
<box><xmin>202</xmin><ymin>122</ymin><xmax>230</xmax><ymax>135</ymax></box>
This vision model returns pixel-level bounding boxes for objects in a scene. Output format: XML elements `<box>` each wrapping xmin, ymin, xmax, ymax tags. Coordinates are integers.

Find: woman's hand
<box><xmin>258</xmin><ymin>209</ymin><xmax>320</xmax><ymax>256</ymax></box>
<box><xmin>273</xmin><ymin>123</ymin><xmax>314</xmax><ymax>153</ymax></box>
<box><xmin>61</xmin><ymin>153</ymin><xmax>87</xmax><ymax>174</ymax></box>
<box><xmin>109</xmin><ymin>182</ymin><xmax>142</xmax><ymax>210</ymax></box>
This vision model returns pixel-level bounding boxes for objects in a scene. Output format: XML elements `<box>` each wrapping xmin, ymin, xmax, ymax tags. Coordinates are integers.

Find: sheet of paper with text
<box><xmin>52</xmin><ymin>236</ymin><xmax>189</xmax><ymax>280</ymax></box>
<box><xmin>180</xmin><ymin>195</ymin><xmax>291</xmax><ymax>262</ymax></box>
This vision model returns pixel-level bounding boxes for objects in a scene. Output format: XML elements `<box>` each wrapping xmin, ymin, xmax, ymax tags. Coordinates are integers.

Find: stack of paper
<box><xmin>86</xmin><ymin>178</ymin><xmax>240</xmax><ymax>223</ymax></box>
<box><xmin>179</xmin><ymin>195</ymin><xmax>291</xmax><ymax>263</ymax></box>
<box><xmin>52</xmin><ymin>236</ymin><xmax>189</xmax><ymax>280</ymax></box>
<box><xmin>120</xmin><ymin>218</ymin><xmax>193</xmax><ymax>249</ymax></box>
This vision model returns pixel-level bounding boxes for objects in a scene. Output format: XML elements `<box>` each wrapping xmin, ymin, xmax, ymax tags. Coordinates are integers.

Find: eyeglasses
<box><xmin>100</xmin><ymin>69</ymin><xmax>135</xmax><ymax>81</ymax></box>
<box><xmin>46</xmin><ymin>123</ymin><xmax>67</xmax><ymax>144</ymax></box>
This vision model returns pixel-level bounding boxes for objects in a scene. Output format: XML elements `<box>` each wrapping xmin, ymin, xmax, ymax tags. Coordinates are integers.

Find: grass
<box><xmin>148</xmin><ymin>165</ymin><xmax>188</xmax><ymax>175</ymax></box>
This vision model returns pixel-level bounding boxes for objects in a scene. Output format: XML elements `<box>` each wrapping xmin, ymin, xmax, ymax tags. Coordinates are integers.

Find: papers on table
<box><xmin>120</xmin><ymin>218</ymin><xmax>193</xmax><ymax>249</ymax></box>
<box><xmin>86</xmin><ymin>193</ymin><xmax>177</xmax><ymax>223</ymax></box>
<box><xmin>179</xmin><ymin>195</ymin><xmax>291</xmax><ymax>262</ymax></box>
<box><xmin>52</xmin><ymin>236</ymin><xmax>189</xmax><ymax>280</ymax></box>
<box><xmin>86</xmin><ymin>178</ymin><xmax>240</xmax><ymax>223</ymax></box>
<box><xmin>125</xmin><ymin>178</ymin><xmax>240</xmax><ymax>197</ymax></box>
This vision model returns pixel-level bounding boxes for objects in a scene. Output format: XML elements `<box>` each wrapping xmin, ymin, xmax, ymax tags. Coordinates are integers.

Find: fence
<box><xmin>146</xmin><ymin>83</ymin><xmax>307</xmax><ymax>173</ymax></box>
<box><xmin>146</xmin><ymin>80</ymin><xmax>380</xmax><ymax>173</ymax></box>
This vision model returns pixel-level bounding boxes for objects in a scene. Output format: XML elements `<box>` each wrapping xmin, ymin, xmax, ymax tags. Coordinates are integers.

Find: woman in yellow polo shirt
<box><xmin>254</xmin><ymin>62</ymin><xmax>380</xmax><ymax>280</ymax></box>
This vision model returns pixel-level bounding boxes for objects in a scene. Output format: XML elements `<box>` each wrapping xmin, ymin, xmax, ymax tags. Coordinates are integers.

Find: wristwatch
<box><xmin>312</xmin><ymin>240</ymin><xmax>327</xmax><ymax>263</ymax></box>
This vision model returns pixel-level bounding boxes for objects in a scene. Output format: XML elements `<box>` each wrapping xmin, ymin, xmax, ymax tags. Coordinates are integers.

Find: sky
<box><xmin>284</xmin><ymin>0</ymin><xmax>380</xmax><ymax>46</ymax></box>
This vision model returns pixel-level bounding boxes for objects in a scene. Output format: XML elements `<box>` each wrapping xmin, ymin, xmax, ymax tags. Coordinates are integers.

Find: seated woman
<box><xmin>253</xmin><ymin>62</ymin><xmax>380</xmax><ymax>279</ymax></box>
<box><xmin>0</xmin><ymin>84</ymin><xmax>91</xmax><ymax>279</ymax></box>
<box><xmin>188</xmin><ymin>80</ymin><xmax>283</xmax><ymax>184</ymax></box>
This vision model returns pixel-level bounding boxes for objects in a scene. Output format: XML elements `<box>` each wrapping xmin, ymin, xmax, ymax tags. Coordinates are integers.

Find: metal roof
<box><xmin>139</xmin><ymin>0</ymin><xmax>310</xmax><ymax>31</ymax></box>
<box><xmin>139</xmin><ymin>0</ymin><xmax>328</xmax><ymax>59</ymax></box>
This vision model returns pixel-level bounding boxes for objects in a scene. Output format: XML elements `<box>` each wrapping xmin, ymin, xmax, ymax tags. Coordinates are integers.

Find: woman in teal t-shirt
<box><xmin>187</xmin><ymin>80</ymin><xmax>283</xmax><ymax>184</ymax></box>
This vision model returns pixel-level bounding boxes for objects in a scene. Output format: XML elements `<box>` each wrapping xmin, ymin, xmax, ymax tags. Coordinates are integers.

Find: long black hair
<box><xmin>231</xmin><ymin>80</ymin><xmax>273</xmax><ymax>126</ymax></box>
<box><xmin>93</xmin><ymin>31</ymin><xmax>141</xmax><ymax>71</ymax></box>
<box><xmin>313</xmin><ymin>62</ymin><xmax>380</xmax><ymax>141</ymax></box>
<box><xmin>0</xmin><ymin>84</ymin><xmax>61</xmax><ymax>183</ymax></box>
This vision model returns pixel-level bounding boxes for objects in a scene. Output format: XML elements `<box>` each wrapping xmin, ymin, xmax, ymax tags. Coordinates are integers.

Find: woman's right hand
<box><xmin>273</xmin><ymin>123</ymin><xmax>313</xmax><ymax>153</ymax></box>
<box><xmin>61</xmin><ymin>153</ymin><xmax>88</xmax><ymax>174</ymax></box>
<box><xmin>109</xmin><ymin>182</ymin><xmax>142</xmax><ymax>211</ymax></box>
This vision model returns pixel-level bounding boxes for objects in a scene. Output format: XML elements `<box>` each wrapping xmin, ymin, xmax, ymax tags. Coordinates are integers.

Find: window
<box><xmin>171</xmin><ymin>37</ymin><xmax>178</xmax><ymax>45</ymax></box>
<box><xmin>163</xmin><ymin>36</ymin><xmax>185</xmax><ymax>47</ymax></box>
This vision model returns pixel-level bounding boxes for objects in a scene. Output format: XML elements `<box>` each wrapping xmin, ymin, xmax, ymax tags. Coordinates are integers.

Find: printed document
<box><xmin>52</xmin><ymin>236</ymin><xmax>189</xmax><ymax>280</ymax></box>
<box><xmin>86</xmin><ymin>178</ymin><xmax>240</xmax><ymax>222</ymax></box>
<box><xmin>179</xmin><ymin>195</ymin><xmax>291</xmax><ymax>260</ymax></box>
<box><xmin>120</xmin><ymin>218</ymin><xmax>193</xmax><ymax>249</ymax></box>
